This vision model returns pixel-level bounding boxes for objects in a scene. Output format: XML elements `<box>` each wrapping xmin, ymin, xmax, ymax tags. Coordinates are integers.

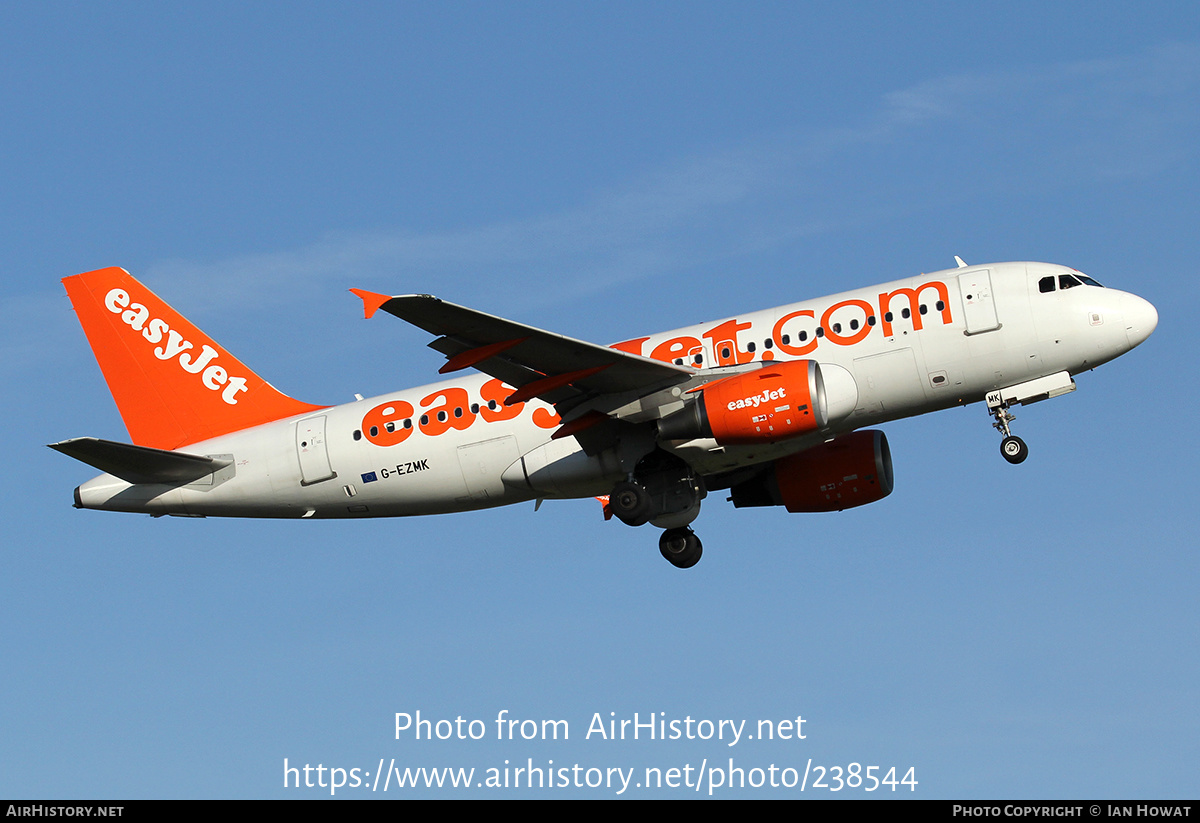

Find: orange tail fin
<box><xmin>63</xmin><ymin>267</ymin><xmax>325</xmax><ymax>450</ymax></box>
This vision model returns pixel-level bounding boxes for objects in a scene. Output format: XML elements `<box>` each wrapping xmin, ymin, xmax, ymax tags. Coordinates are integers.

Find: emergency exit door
<box><xmin>296</xmin><ymin>415</ymin><xmax>336</xmax><ymax>485</ymax></box>
<box><xmin>958</xmin><ymin>270</ymin><xmax>1001</xmax><ymax>334</ymax></box>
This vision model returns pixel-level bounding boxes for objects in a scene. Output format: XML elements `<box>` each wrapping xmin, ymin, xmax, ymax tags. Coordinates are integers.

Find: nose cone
<box><xmin>1123</xmin><ymin>294</ymin><xmax>1158</xmax><ymax>349</ymax></box>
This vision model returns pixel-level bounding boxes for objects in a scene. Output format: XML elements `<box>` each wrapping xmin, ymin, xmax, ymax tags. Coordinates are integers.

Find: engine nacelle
<box><xmin>659</xmin><ymin>360</ymin><xmax>842</xmax><ymax>445</ymax></box>
<box><xmin>730</xmin><ymin>430</ymin><xmax>893</xmax><ymax>513</ymax></box>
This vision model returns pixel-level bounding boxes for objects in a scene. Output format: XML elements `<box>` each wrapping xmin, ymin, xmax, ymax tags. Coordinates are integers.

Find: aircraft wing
<box><xmin>351</xmin><ymin>290</ymin><xmax>694</xmax><ymax>413</ymax></box>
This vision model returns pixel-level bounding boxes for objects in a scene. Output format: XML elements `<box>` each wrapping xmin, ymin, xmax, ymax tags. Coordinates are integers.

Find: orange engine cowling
<box><xmin>658</xmin><ymin>360</ymin><xmax>827</xmax><ymax>445</ymax></box>
<box><xmin>729</xmin><ymin>430</ymin><xmax>894</xmax><ymax>512</ymax></box>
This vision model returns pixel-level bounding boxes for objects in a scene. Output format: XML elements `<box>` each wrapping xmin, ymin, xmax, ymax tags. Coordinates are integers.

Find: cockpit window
<box><xmin>1041</xmin><ymin>272</ymin><xmax>1104</xmax><ymax>295</ymax></box>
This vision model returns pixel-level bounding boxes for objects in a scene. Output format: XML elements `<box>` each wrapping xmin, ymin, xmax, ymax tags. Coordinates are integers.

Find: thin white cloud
<box><xmin>11</xmin><ymin>40</ymin><xmax>1200</xmax><ymax>374</ymax></box>
<box><xmin>147</xmin><ymin>42</ymin><xmax>1198</xmax><ymax>312</ymax></box>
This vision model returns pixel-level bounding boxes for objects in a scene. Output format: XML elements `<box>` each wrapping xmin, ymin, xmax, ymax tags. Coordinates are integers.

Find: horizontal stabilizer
<box><xmin>49</xmin><ymin>437</ymin><xmax>231</xmax><ymax>485</ymax></box>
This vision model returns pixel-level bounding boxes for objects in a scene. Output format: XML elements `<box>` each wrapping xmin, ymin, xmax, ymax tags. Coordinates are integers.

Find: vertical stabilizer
<box><xmin>63</xmin><ymin>267</ymin><xmax>325</xmax><ymax>449</ymax></box>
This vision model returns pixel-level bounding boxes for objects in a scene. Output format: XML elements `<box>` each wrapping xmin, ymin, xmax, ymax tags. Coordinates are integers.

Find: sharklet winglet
<box><xmin>349</xmin><ymin>288</ymin><xmax>393</xmax><ymax>320</ymax></box>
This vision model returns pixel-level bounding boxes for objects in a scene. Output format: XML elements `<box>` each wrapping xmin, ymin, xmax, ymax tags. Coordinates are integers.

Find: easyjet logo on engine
<box><xmin>728</xmin><ymin>387</ymin><xmax>786</xmax><ymax>411</ymax></box>
<box><xmin>103</xmin><ymin>288</ymin><xmax>249</xmax><ymax>405</ymax></box>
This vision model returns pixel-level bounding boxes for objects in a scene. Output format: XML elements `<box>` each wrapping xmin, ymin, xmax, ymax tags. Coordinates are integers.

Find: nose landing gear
<box><xmin>983</xmin><ymin>372</ymin><xmax>1077</xmax><ymax>465</ymax></box>
<box><xmin>988</xmin><ymin>395</ymin><xmax>1028</xmax><ymax>464</ymax></box>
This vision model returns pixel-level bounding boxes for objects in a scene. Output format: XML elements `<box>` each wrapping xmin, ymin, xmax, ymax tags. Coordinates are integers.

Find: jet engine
<box><xmin>729</xmin><ymin>430</ymin><xmax>893</xmax><ymax>512</ymax></box>
<box><xmin>658</xmin><ymin>360</ymin><xmax>856</xmax><ymax>445</ymax></box>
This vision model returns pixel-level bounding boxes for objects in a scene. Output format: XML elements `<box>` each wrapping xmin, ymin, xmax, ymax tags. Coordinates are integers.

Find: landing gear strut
<box><xmin>988</xmin><ymin>398</ymin><xmax>1028</xmax><ymax>464</ymax></box>
<box><xmin>659</xmin><ymin>527</ymin><xmax>703</xmax><ymax>569</ymax></box>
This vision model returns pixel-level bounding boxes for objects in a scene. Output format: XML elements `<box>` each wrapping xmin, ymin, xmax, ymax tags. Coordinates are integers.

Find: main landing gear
<box><xmin>607</xmin><ymin>450</ymin><xmax>707</xmax><ymax>568</ymax></box>
<box><xmin>659</xmin><ymin>527</ymin><xmax>703</xmax><ymax>569</ymax></box>
<box><xmin>609</xmin><ymin>480</ymin><xmax>652</xmax><ymax>526</ymax></box>
<box><xmin>610</xmin><ymin>477</ymin><xmax>706</xmax><ymax>568</ymax></box>
<box><xmin>988</xmin><ymin>398</ymin><xmax>1029</xmax><ymax>465</ymax></box>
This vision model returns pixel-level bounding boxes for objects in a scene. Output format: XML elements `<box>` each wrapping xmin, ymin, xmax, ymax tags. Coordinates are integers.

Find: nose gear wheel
<box><xmin>988</xmin><ymin>399</ymin><xmax>1029</xmax><ymax>465</ymax></box>
<box><xmin>1000</xmin><ymin>435</ymin><xmax>1028</xmax><ymax>464</ymax></box>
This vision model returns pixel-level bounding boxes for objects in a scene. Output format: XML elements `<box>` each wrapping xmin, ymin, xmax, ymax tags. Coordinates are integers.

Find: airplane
<box><xmin>50</xmin><ymin>260</ymin><xmax>1157</xmax><ymax>568</ymax></box>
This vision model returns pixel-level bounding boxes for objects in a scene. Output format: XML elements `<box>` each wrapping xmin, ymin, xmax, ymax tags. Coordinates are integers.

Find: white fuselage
<box><xmin>74</xmin><ymin>262</ymin><xmax>1156</xmax><ymax>518</ymax></box>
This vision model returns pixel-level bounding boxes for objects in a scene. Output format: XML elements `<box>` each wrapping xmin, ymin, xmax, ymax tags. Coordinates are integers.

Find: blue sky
<box><xmin>3</xmin><ymin>1</ymin><xmax>1199</xmax><ymax>798</ymax></box>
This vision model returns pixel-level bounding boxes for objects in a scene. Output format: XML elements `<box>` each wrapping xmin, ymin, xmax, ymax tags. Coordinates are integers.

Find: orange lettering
<box><xmin>419</xmin><ymin>388</ymin><xmax>475</xmax><ymax>436</ymax></box>
<box><xmin>532</xmin><ymin>406</ymin><xmax>561</xmax><ymax>429</ymax></box>
<box><xmin>878</xmin><ymin>282</ymin><xmax>951</xmax><ymax>337</ymax></box>
<box><xmin>703</xmin><ymin>319</ymin><xmax>754</xmax><ymax>366</ymax></box>
<box><xmin>361</xmin><ymin>400</ymin><xmax>416</xmax><ymax>446</ymax></box>
<box><xmin>479</xmin><ymin>378</ymin><xmax>523</xmax><ymax>422</ymax></box>
<box><xmin>651</xmin><ymin>336</ymin><xmax>702</xmax><ymax>364</ymax></box>
<box><xmin>610</xmin><ymin>337</ymin><xmax>649</xmax><ymax>356</ymax></box>
<box><xmin>821</xmin><ymin>299</ymin><xmax>873</xmax><ymax>346</ymax></box>
<box><xmin>772</xmin><ymin>310</ymin><xmax>818</xmax><ymax>356</ymax></box>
